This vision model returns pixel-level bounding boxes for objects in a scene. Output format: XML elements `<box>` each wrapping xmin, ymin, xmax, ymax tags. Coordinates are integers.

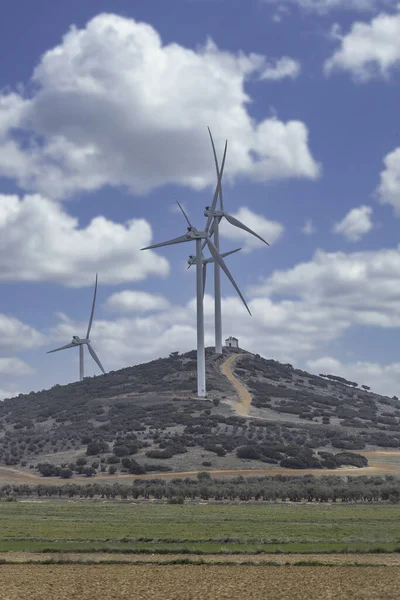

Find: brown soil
<box><xmin>1</xmin><ymin>565</ymin><xmax>399</xmax><ymax>600</ymax></box>
<box><xmin>221</xmin><ymin>354</ymin><xmax>252</xmax><ymax>416</ymax></box>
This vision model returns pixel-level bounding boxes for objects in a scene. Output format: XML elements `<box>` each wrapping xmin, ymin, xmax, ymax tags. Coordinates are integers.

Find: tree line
<box><xmin>2</xmin><ymin>474</ymin><xmax>400</xmax><ymax>503</ymax></box>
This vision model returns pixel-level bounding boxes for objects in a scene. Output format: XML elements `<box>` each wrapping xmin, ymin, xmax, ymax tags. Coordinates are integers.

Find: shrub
<box><xmin>86</xmin><ymin>441</ymin><xmax>101</xmax><ymax>455</ymax></box>
<box><xmin>107</xmin><ymin>455</ymin><xmax>120</xmax><ymax>464</ymax></box>
<box><xmin>168</xmin><ymin>496</ymin><xmax>184</xmax><ymax>504</ymax></box>
<box><xmin>145</xmin><ymin>449</ymin><xmax>173</xmax><ymax>459</ymax></box>
<box><xmin>236</xmin><ymin>446</ymin><xmax>260</xmax><ymax>460</ymax></box>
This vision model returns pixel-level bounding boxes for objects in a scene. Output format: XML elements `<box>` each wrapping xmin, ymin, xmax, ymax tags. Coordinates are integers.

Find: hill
<box><xmin>0</xmin><ymin>347</ymin><xmax>399</xmax><ymax>478</ymax></box>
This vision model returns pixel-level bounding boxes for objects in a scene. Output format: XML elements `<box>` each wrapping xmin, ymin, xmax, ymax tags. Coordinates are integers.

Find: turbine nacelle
<box><xmin>204</xmin><ymin>207</ymin><xmax>224</xmax><ymax>218</ymax></box>
<box><xmin>71</xmin><ymin>336</ymin><xmax>89</xmax><ymax>345</ymax></box>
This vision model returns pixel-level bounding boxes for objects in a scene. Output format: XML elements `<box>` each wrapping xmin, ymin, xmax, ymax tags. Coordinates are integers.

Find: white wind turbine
<box><xmin>141</xmin><ymin>176</ymin><xmax>250</xmax><ymax>397</ymax></box>
<box><xmin>203</xmin><ymin>128</ymin><xmax>270</xmax><ymax>354</ymax></box>
<box><xmin>187</xmin><ymin>247</ymin><xmax>241</xmax><ymax>298</ymax></box>
<box><xmin>47</xmin><ymin>274</ymin><xmax>106</xmax><ymax>381</ymax></box>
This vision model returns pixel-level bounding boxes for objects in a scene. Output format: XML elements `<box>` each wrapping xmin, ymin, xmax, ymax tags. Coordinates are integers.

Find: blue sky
<box><xmin>1</xmin><ymin>0</ymin><xmax>400</xmax><ymax>397</ymax></box>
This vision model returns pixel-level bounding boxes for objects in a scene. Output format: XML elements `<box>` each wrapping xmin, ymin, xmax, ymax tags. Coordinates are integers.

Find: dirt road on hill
<box><xmin>221</xmin><ymin>354</ymin><xmax>252</xmax><ymax>417</ymax></box>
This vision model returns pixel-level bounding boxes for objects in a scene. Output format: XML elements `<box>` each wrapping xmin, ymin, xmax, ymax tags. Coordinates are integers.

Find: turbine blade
<box><xmin>47</xmin><ymin>342</ymin><xmax>76</xmax><ymax>354</ymax></box>
<box><xmin>206</xmin><ymin>239</ymin><xmax>251</xmax><ymax>316</ymax></box>
<box><xmin>202</xmin><ymin>263</ymin><xmax>207</xmax><ymax>298</ymax></box>
<box><xmin>176</xmin><ymin>202</ymin><xmax>193</xmax><ymax>229</ymax></box>
<box><xmin>86</xmin><ymin>273</ymin><xmax>98</xmax><ymax>339</ymax></box>
<box><xmin>141</xmin><ymin>234</ymin><xmax>190</xmax><ymax>251</ymax></box>
<box><xmin>224</xmin><ymin>214</ymin><xmax>270</xmax><ymax>246</ymax></box>
<box><xmin>221</xmin><ymin>248</ymin><xmax>241</xmax><ymax>258</ymax></box>
<box><xmin>205</xmin><ymin>140</ymin><xmax>228</xmax><ymax>233</ymax></box>
<box><xmin>87</xmin><ymin>343</ymin><xmax>106</xmax><ymax>374</ymax></box>
<box><xmin>204</xmin><ymin>247</ymin><xmax>241</xmax><ymax>265</ymax></box>
<box><xmin>208</xmin><ymin>127</ymin><xmax>225</xmax><ymax>211</ymax></box>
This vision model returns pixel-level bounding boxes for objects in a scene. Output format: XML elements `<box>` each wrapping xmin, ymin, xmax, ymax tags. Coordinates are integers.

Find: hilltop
<box><xmin>0</xmin><ymin>347</ymin><xmax>399</xmax><ymax>478</ymax></box>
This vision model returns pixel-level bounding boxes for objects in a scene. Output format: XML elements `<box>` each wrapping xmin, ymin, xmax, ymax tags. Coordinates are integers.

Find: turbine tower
<box><xmin>141</xmin><ymin>179</ymin><xmax>250</xmax><ymax>397</ymax></box>
<box><xmin>204</xmin><ymin>128</ymin><xmax>270</xmax><ymax>354</ymax></box>
<box><xmin>47</xmin><ymin>274</ymin><xmax>106</xmax><ymax>381</ymax></box>
<box><xmin>187</xmin><ymin>247</ymin><xmax>241</xmax><ymax>298</ymax></box>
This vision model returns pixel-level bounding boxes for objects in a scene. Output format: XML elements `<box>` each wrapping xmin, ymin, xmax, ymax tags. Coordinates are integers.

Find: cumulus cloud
<box><xmin>0</xmin><ymin>313</ymin><xmax>45</xmax><ymax>353</ymax></box>
<box><xmin>251</xmin><ymin>246</ymin><xmax>400</xmax><ymax>328</ymax></box>
<box><xmin>301</xmin><ymin>218</ymin><xmax>316</xmax><ymax>235</ymax></box>
<box><xmin>45</xmin><ymin>242</ymin><xmax>400</xmax><ymax>395</ymax></box>
<box><xmin>48</xmin><ymin>288</ymin><xmax>351</xmax><ymax>380</ymax></box>
<box><xmin>259</xmin><ymin>57</ymin><xmax>301</xmax><ymax>80</ymax></box>
<box><xmin>105</xmin><ymin>291</ymin><xmax>170</xmax><ymax>313</ymax></box>
<box><xmin>307</xmin><ymin>356</ymin><xmax>400</xmax><ymax>397</ymax></box>
<box><xmin>0</xmin><ymin>193</ymin><xmax>169</xmax><ymax>286</ymax></box>
<box><xmin>219</xmin><ymin>207</ymin><xmax>284</xmax><ymax>252</ymax></box>
<box><xmin>332</xmin><ymin>205</ymin><xmax>374</xmax><ymax>241</ymax></box>
<box><xmin>263</xmin><ymin>0</ymin><xmax>390</xmax><ymax>15</ymax></box>
<box><xmin>0</xmin><ymin>13</ymin><xmax>319</xmax><ymax>199</ymax></box>
<box><xmin>377</xmin><ymin>147</ymin><xmax>400</xmax><ymax>213</ymax></box>
<box><xmin>0</xmin><ymin>357</ymin><xmax>34</xmax><ymax>376</ymax></box>
<box><xmin>325</xmin><ymin>12</ymin><xmax>400</xmax><ymax>80</ymax></box>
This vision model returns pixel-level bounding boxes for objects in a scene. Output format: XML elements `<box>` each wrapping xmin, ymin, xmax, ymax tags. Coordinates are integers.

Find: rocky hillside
<box><xmin>0</xmin><ymin>347</ymin><xmax>398</xmax><ymax>477</ymax></box>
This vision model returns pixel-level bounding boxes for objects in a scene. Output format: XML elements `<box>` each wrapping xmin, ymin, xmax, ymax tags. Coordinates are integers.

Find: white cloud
<box><xmin>377</xmin><ymin>147</ymin><xmax>400</xmax><ymax>213</ymax></box>
<box><xmin>44</xmin><ymin>241</ymin><xmax>400</xmax><ymax>396</ymax></box>
<box><xmin>105</xmin><ymin>291</ymin><xmax>170</xmax><ymax>313</ymax></box>
<box><xmin>219</xmin><ymin>207</ymin><xmax>284</xmax><ymax>252</ymax></box>
<box><xmin>0</xmin><ymin>193</ymin><xmax>169</xmax><ymax>286</ymax></box>
<box><xmin>0</xmin><ymin>313</ymin><xmax>45</xmax><ymax>353</ymax></box>
<box><xmin>0</xmin><ymin>357</ymin><xmax>34</xmax><ymax>376</ymax></box>
<box><xmin>264</xmin><ymin>0</ymin><xmax>392</xmax><ymax>15</ymax></box>
<box><xmin>307</xmin><ymin>356</ymin><xmax>400</xmax><ymax>397</ymax></box>
<box><xmin>325</xmin><ymin>12</ymin><xmax>400</xmax><ymax>81</ymax></box>
<box><xmin>0</xmin><ymin>13</ymin><xmax>320</xmax><ymax>199</ymax></box>
<box><xmin>301</xmin><ymin>218</ymin><xmax>316</xmax><ymax>235</ymax></box>
<box><xmin>0</xmin><ymin>388</ymin><xmax>20</xmax><ymax>401</ymax></box>
<box><xmin>251</xmin><ymin>245</ymin><xmax>400</xmax><ymax>329</ymax></box>
<box><xmin>48</xmin><ymin>289</ymin><xmax>350</xmax><ymax>380</ymax></box>
<box><xmin>259</xmin><ymin>57</ymin><xmax>301</xmax><ymax>80</ymax></box>
<box><xmin>332</xmin><ymin>205</ymin><xmax>374</xmax><ymax>241</ymax></box>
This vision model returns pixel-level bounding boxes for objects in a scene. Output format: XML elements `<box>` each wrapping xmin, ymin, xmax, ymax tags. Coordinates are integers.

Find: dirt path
<box><xmin>2</xmin><ymin>552</ymin><xmax>400</xmax><ymax>566</ymax></box>
<box><xmin>221</xmin><ymin>354</ymin><xmax>252</xmax><ymax>417</ymax></box>
<box><xmin>3</xmin><ymin>456</ymin><xmax>400</xmax><ymax>485</ymax></box>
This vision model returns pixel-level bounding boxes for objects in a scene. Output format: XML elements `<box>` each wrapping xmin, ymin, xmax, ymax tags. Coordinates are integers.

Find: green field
<box><xmin>1</xmin><ymin>502</ymin><xmax>400</xmax><ymax>555</ymax></box>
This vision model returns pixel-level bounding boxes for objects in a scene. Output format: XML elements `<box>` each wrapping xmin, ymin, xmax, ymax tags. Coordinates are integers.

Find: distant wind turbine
<box><xmin>203</xmin><ymin>127</ymin><xmax>270</xmax><ymax>353</ymax></box>
<box><xmin>141</xmin><ymin>173</ymin><xmax>250</xmax><ymax>397</ymax></box>
<box><xmin>47</xmin><ymin>274</ymin><xmax>106</xmax><ymax>381</ymax></box>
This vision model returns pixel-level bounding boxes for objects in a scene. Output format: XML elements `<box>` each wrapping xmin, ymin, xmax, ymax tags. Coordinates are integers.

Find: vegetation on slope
<box><xmin>0</xmin><ymin>348</ymin><xmax>399</xmax><ymax>475</ymax></box>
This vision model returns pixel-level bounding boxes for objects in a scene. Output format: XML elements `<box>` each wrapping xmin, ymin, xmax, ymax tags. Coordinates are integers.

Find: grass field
<box><xmin>2</xmin><ymin>502</ymin><xmax>400</xmax><ymax>599</ymax></box>
<box><xmin>1</xmin><ymin>502</ymin><xmax>400</xmax><ymax>555</ymax></box>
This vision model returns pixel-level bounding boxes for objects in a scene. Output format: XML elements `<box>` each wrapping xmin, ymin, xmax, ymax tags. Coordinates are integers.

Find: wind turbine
<box><xmin>141</xmin><ymin>180</ymin><xmax>250</xmax><ymax>397</ymax></box>
<box><xmin>47</xmin><ymin>274</ymin><xmax>106</xmax><ymax>381</ymax></box>
<box><xmin>187</xmin><ymin>247</ymin><xmax>241</xmax><ymax>298</ymax></box>
<box><xmin>204</xmin><ymin>127</ymin><xmax>270</xmax><ymax>354</ymax></box>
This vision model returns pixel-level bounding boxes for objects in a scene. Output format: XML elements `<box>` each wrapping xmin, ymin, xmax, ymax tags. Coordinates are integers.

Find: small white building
<box><xmin>225</xmin><ymin>336</ymin><xmax>239</xmax><ymax>348</ymax></box>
